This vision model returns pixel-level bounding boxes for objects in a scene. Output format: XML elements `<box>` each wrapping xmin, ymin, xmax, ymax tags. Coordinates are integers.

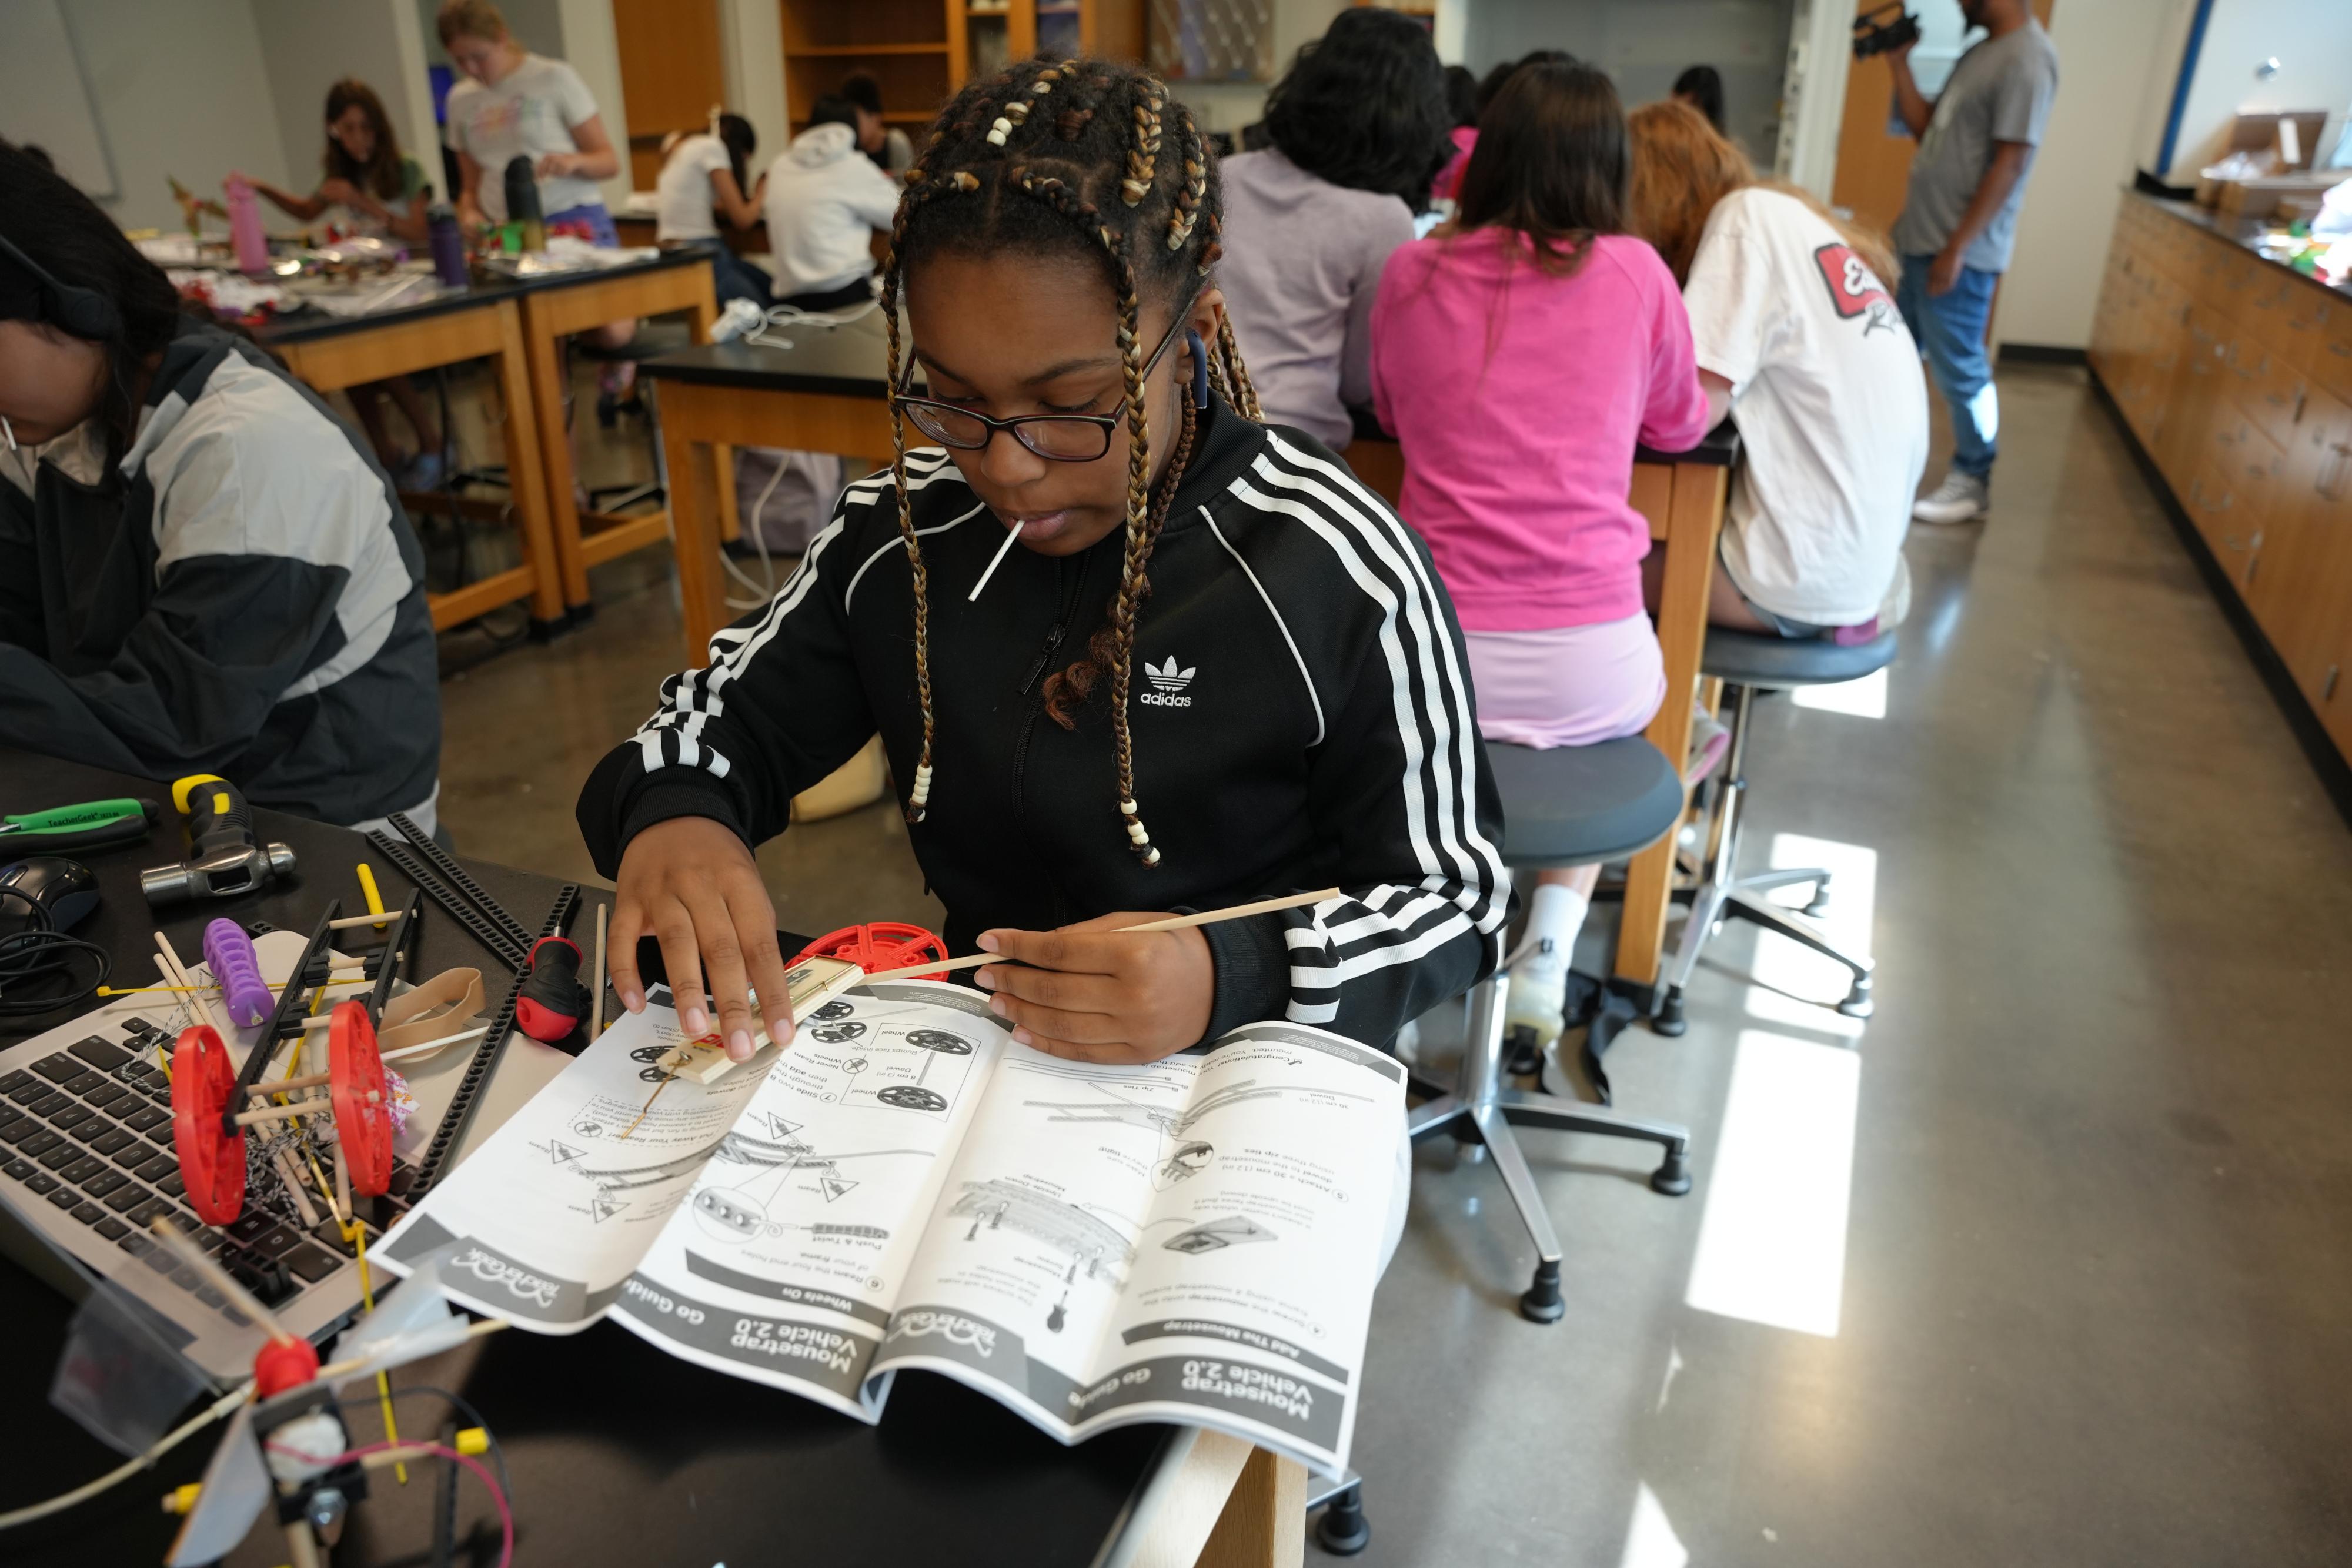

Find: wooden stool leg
<box><xmin>1196</xmin><ymin>1446</ymin><xmax>1307</xmax><ymax>1568</ymax></box>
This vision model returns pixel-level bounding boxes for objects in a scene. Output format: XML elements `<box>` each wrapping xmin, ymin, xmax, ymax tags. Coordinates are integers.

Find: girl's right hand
<box><xmin>608</xmin><ymin>815</ymin><xmax>796</xmax><ymax>1062</ymax></box>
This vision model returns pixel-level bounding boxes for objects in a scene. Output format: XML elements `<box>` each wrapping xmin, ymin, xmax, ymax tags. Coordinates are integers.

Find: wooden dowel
<box><xmin>234</xmin><ymin>1098</ymin><xmax>328</xmax><ymax>1126</ymax></box>
<box><xmin>150</xmin><ymin>1219</ymin><xmax>297</xmax><ymax>1345</ymax></box>
<box><xmin>381</xmin><ymin>1025</ymin><xmax>487</xmax><ymax>1062</ymax></box>
<box><xmin>235</xmin><ymin>1091</ymin><xmax>376</xmax><ymax>1126</ymax></box>
<box><xmin>333</xmin><ymin>1144</ymin><xmax>352</xmax><ymax>1226</ymax></box>
<box><xmin>314</xmin><ymin>1317</ymin><xmax>507</xmax><ymax>1385</ymax></box>
<box><xmin>591</xmin><ymin>902</ymin><xmax>608</xmax><ymax>1038</ymax></box>
<box><xmin>327</xmin><ymin>912</ymin><xmax>399</xmax><ymax>930</ymax></box>
<box><xmin>273</xmin><ymin>1146</ymin><xmax>323</xmax><ymax>1229</ymax></box>
<box><xmin>154</xmin><ymin>934</ymin><xmax>223</xmax><ymax>1036</ymax></box>
<box><xmin>856</xmin><ymin>888</ymin><xmax>1343</xmax><ymax>981</ymax></box>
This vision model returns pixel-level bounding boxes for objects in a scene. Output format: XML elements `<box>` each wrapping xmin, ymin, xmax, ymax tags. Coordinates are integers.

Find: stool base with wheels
<box><xmin>1652</xmin><ymin>627</ymin><xmax>1897</xmax><ymax>1037</ymax></box>
<box><xmin>1411</xmin><ymin>737</ymin><xmax>1696</xmax><ymax>1323</ymax></box>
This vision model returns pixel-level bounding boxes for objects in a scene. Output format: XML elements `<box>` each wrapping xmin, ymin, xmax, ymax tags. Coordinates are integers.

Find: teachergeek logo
<box><xmin>1141</xmin><ymin>657</ymin><xmax>1195</xmax><ymax>708</ymax></box>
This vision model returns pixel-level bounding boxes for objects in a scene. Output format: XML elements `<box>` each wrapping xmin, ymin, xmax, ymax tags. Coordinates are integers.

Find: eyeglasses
<box><xmin>893</xmin><ymin>296</ymin><xmax>1196</xmax><ymax>463</ymax></box>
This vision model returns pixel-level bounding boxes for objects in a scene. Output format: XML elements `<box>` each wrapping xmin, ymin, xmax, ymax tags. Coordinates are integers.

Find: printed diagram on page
<box><xmin>659</xmin><ymin>987</ymin><xmax>1005</xmax><ymax>1300</ymax></box>
<box><xmin>948</xmin><ymin>1177</ymin><xmax>1139</xmax><ymax>1334</ymax></box>
<box><xmin>775</xmin><ymin>998</ymin><xmax>981</xmax><ymax>1118</ymax></box>
<box><xmin>685</xmin><ymin>1111</ymin><xmax>919</xmax><ymax>1251</ymax></box>
<box><xmin>1021</xmin><ymin>1055</ymin><xmax>1378</xmax><ymax>1191</ymax></box>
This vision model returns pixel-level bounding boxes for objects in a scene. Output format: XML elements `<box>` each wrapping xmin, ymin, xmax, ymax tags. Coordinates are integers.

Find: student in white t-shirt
<box><xmin>1628</xmin><ymin>101</ymin><xmax>1928</xmax><ymax>640</ymax></box>
<box><xmin>436</xmin><ymin>0</ymin><xmax>639</xmax><ymax>413</ymax></box>
<box><xmin>759</xmin><ymin>95</ymin><xmax>900</xmax><ymax>312</ymax></box>
<box><xmin>654</xmin><ymin>115</ymin><xmax>769</xmax><ymax>307</ymax></box>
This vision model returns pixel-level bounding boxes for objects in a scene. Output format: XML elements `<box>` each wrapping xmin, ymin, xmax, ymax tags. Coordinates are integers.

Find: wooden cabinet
<box><xmin>777</xmin><ymin>0</ymin><xmax>1145</xmax><ymax>137</ymax></box>
<box><xmin>2089</xmin><ymin>193</ymin><xmax>2352</xmax><ymax>771</ymax></box>
<box><xmin>781</xmin><ymin>0</ymin><xmax>954</xmax><ymax>133</ymax></box>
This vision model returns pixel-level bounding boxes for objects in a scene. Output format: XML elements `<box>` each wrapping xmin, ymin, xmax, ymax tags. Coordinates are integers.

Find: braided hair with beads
<box><xmin>878</xmin><ymin>58</ymin><xmax>1259</xmax><ymax>868</ymax></box>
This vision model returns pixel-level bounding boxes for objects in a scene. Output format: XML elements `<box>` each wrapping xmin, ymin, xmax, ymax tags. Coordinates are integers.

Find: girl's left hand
<box><xmin>974</xmin><ymin>914</ymin><xmax>1214</xmax><ymax>1064</ymax></box>
<box><xmin>535</xmin><ymin>151</ymin><xmax>577</xmax><ymax>180</ymax></box>
<box><xmin>318</xmin><ymin>177</ymin><xmax>361</xmax><ymax>206</ymax></box>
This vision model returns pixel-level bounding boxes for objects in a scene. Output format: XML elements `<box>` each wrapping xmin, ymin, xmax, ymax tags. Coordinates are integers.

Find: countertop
<box><xmin>2130</xmin><ymin>188</ymin><xmax>2350</xmax><ymax>301</ymax></box>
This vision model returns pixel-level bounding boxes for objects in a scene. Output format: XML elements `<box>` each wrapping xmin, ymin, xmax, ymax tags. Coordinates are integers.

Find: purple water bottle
<box><xmin>427</xmin><ymin>201</ymin><xmax>467</xmax><ymax>287</ymax></box>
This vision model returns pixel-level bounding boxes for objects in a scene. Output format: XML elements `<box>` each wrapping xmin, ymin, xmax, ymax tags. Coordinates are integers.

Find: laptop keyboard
<box><xmin>0</xmin><ymin>1018</ymin><xmax>418</xmax><ymax>1329</ymax></box>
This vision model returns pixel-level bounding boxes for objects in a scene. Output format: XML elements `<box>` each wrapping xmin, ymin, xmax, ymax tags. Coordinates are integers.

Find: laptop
<box><xmin>0</xmin><ymin>930</ymin><xmax>565</xmax><ymax>1386</ymax></box>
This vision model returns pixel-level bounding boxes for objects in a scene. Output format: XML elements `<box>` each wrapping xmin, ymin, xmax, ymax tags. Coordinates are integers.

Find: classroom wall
<box><xmin>0</xmin><ymin>0</ymin><xmax>293</xmax><ymax>233</ymax></box>
<box><xmin>1463</xmin><ymin>0</ymin><xmax>1800</xmax><ymax>162</ymax></box>
<box><xmin>2159</xmin><ymin>0</ymin><xmax>2352</xmax><ymax>180</ymax></box>
<box><xmin>716</xmin><ymin>0</ymin><xmax>790</xmax><ymax>173</ymax></box>
<box><xmin>250</xmin><ymin>0</ymin><xmax>436</xmax><ymax>202</ymax></box>
<box><xmin>1996</xmin><ymin>0</ymin><xmax>2178</xmax><ymax>349</ymax></box>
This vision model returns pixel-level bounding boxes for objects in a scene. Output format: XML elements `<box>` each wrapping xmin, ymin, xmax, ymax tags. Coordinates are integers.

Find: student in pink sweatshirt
<box><xmin>1371</xmin><ymin>61</ymin><xmax>1709</xmax><ymax>1079</ymax></box>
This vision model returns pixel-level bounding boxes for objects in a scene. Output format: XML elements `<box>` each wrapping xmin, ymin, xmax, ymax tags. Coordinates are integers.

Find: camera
<box><xmin>1853</xmin><ymin>3</ymin><xmax>1921</xmax><ymax>59</ymax></box>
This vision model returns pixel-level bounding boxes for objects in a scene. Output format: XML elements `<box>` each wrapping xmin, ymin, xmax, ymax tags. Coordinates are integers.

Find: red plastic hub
<box><xmin>252</xmin><ymin>1335</ymin><xmax>321</xmax><ymax>1396</ymax></box>
<box><xmin>792</xmin><ymin>921</ymin><xmax>950</xmax><ymax>976</ymax></box>
<box><xmin>328</xmin><ymin>1001</ymin><xmax>394</xmax><ymax>1197</ymax></box>
<box><xmin>171</xmin><ymin>1025</ymin><xmax>246</xmax><ymax>1226</ymax></box>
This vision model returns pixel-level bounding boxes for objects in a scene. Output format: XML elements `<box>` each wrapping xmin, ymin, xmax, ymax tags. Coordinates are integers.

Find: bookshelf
<box><xmin>779</xmin><ymin>0</ymin><xmax>1144</xmax><ymax>132</ymax></box>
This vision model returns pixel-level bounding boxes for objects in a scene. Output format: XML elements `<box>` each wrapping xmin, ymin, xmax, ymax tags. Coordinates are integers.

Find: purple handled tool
<box><xmin>203</xmin><ymin>917</ymin><xmax>275</xmax><ymax>1028</ymax></box>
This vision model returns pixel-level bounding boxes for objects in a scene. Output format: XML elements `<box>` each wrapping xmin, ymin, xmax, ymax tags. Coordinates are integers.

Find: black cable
<box><xmin>0</xmin><ymin>888</ymin><xmax>110</xmax><ymax>1018</ymax></box>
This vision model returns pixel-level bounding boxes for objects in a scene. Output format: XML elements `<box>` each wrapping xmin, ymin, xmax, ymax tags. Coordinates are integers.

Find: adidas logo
<box><xmin>1140</xmin><ymin>655</ymin><xmax>1195</xmax><ymax>708</ymax></box>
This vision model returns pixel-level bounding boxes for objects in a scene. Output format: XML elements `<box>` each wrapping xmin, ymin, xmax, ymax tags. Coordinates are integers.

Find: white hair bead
<box><xmin>1142</xmin><ymin>847</ymin><xmax>1161</xmax><ymax>866</ymax></box>
<box><xmin>987</xmin><ymin>118</ymin><xmax>1013</xmax><ymax>146</ymax></box>
<box><xmin>1120</xmin><ymin>799</ymin><xmax>1138</xmax><ymax>814</ymax></box>
<box><xmin>1125</xmin><ymin>821</ymin><xmax>1150</xmax><ymax>845</ymax></box>
<box><xmin>910</xmin><ymin>764</ymin><xmax>933</xmax><ymax>807</ymax></box>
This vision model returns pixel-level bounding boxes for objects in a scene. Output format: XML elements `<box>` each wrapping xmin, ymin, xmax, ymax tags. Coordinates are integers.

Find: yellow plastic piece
<box><xmin>455</xmin><ymin>1427</ymin><xmax>490</xmax><ymax>1457</ymax></box>
<box><xmin>356</xmin><ymin>862</ymin><xmax>386</xmax><ymax>917</ymax></box>
<box><xmin>165</xmin><ymin>1482</ymin><xmax>202</xmax><ymax>1514</ymax></box>
<box><xmin>169</xmin><ymin>774</ymin><xmax>226</xmax><ymax>814</ymax></box>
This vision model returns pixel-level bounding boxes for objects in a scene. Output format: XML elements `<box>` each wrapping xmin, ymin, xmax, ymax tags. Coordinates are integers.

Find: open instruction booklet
<box><xmin>376</xmin><ymin>979</ymin><xmax>1405</xmax><ymax>1474</ymax></box>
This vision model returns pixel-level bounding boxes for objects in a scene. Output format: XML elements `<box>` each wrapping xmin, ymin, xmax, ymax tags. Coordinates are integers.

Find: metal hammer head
<box><xmin>141</xmin><ymin>842</ymin><xmax>298</xmax><ymax>907</ymax></box>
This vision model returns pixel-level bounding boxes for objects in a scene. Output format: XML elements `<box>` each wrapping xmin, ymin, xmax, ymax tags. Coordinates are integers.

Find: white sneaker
<box><xmin>1912</xmin><ymin>471</ymin><xmax>1989</xmax><ymax>524</ymax></box>
<box><xmin>1502</xmin><ymin>938</ymin><xmax>1569</xmax><ymax>1052</ymax></box>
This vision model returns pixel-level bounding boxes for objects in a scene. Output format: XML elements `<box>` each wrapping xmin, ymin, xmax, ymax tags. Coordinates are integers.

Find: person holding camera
<box><xmin>1883</xmin><ymin>0</ymin><xmax>2058</xmax><ymax>524</ymax></box>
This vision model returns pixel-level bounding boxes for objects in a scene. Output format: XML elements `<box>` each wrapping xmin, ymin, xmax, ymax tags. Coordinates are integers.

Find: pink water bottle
<box><xmin>225</xmin><ymin>175</ymin><xmax>269</xmax><ymax>275</ymax></box>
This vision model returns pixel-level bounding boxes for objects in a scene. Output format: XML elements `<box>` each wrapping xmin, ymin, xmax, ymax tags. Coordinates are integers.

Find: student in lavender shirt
<box><xmin>1882</xmin><ymin>0</ymin><xmax>2059</xmax><ymax>524</ymax></box>
<box><xmin>1215</xmin><ymin>6</ymin><xmax>1453</xmax><ymax>451</ymax></box>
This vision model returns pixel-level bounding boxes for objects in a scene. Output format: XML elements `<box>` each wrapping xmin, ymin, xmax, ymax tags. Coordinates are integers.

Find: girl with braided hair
<box><xmin>579</xmin><ymin>56</ymin><xmax>1505</xmax><ymax>1078</ymax></box>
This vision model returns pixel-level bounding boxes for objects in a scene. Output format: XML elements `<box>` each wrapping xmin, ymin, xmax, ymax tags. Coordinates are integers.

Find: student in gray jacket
<box><xmin>0</xmin><ymin>145</ymin><xmax>442</xmax><ymax>833</ymax></box>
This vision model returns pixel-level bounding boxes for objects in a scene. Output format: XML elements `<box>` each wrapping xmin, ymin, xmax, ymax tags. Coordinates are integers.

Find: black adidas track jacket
<box><xmin>577</xmin><ymin>401</ymin><xmax>1508</xmax><ymax>1048</ymax></box>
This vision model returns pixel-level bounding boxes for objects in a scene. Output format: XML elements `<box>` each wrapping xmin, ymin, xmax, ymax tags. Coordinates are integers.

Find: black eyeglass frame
<box><xmin>891</xmin><ymin>287</ymin><xmax>1202</xmax><ymax>463</ymax></box>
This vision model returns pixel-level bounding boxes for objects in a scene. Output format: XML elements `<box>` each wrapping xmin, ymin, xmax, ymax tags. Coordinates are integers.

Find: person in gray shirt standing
<box><xmin>1884</xmin><ymin>0</ymin><xmax>2059</xmax><ymax>523</ymax></box>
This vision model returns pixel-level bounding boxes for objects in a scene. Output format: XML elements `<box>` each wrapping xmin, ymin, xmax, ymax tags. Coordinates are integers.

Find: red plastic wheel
<box><xmin>329</xmin><ymin>1001</ymin><xmax>395</xmax><ymax>1197</ymax></box>
<box><xmin>171</xmin><ymin>1025</ymin><xmax>246</xmax><ymax>1226</ymax></box>
<box><xmin>793</xmin><ymin>921</ymin><xmax>950</xmax><ymax>976</ymax></box>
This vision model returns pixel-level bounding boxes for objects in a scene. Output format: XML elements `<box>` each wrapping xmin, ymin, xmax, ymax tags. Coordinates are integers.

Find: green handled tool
<box><xmin>0</xmin><ymin>797</ymin><xmax>161</xmax><ymax>853</ymax></box>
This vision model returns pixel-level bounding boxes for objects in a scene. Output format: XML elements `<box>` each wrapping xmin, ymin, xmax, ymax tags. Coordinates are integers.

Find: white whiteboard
<box><xmin>0</xmin><ymin>0</ymin><xmax>116</xmax><ymax>198</ymax></box>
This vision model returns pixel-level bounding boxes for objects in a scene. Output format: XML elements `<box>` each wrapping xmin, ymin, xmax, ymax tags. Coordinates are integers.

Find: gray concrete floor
<box><xmin>432</xmin><ymin>365</ymin><xmax>2352</xmax><ymax>1565</ymax></box>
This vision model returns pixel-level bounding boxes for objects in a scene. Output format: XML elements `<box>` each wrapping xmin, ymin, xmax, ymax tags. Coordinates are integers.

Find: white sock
<box><xmin>1523</xmin><ymin>883</ymin><xmax>1591</xmax><ymax>964</ymax></box>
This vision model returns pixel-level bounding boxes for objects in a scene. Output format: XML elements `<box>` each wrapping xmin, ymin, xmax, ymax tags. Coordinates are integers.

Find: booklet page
<box><xmin>611</xmin><ymin>983</ymin><xmax>1007</xmax><ymax>1414</ymax></box>
<box><xmin>377</xmin><ymin>1004</ymin><xmax>773</xmax><ymax>1329</ymax></box>
<box><xmin>868</xmin><ymin>1021</ymin><xmax>1404</xmax><ymax>1472</ymax></box>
